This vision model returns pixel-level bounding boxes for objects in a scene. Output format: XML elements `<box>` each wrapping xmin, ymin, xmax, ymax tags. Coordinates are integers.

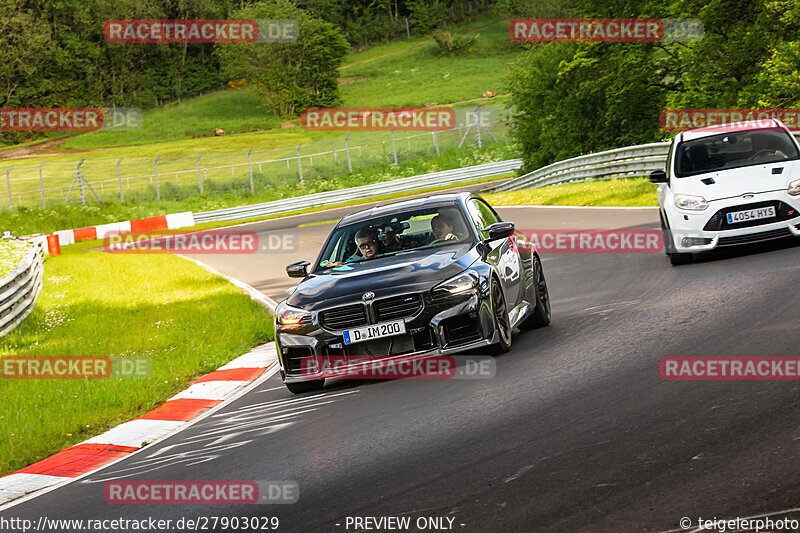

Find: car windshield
<box><xmin>315</xmin><ymin>205</ymin><xmax>472</xmax><ymax>271</ymax></box>
<box><xmin>675</xmin><ymin>128</ymin><xmax>800</xmax><ymax>177</ymax></box>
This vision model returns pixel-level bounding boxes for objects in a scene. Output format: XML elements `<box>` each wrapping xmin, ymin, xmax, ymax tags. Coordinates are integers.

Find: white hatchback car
<box><xmin>651</xmin><ymin>119</ymin><xmax>800</xmax><ymax>265</ymax></box>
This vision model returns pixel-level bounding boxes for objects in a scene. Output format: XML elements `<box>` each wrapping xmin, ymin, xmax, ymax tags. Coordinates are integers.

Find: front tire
<box><xmin>488</xmin><ymin>278</ymin><xmax>512</xmax><ymax>354</ymax></box>
<box><xmin>285</xmin><ymin>379</ymin><xmax>325</xmax><ymax>394</ymax></box>
<box><xmin>521</xmin><ymin>255</ymin><xmax>551</xmax><ymax>329</ymax></box>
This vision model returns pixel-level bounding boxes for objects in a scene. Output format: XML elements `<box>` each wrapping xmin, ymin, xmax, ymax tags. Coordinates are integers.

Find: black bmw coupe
<box><xmin>275</xmin><ymin>192</ymin><xmax>551</xmax><ymax>393</ymax></box>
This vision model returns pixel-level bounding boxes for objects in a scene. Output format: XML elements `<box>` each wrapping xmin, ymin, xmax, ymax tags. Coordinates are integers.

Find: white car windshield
<box><xmin>675</xmin><ymin>128</ymin><xmax>800</xmax><ymax>177</ymax></box>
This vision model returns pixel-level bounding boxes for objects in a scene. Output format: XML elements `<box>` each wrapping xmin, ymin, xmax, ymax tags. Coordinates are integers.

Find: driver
<box><xmin>325</xmin><ymin>227</ymin><xmax>383</xmax><ymax>267</ymax></box>
<box><xmin>354</xmin><ymin>227</ymin><xmax>382</xmax><ymax>259</ymax></box>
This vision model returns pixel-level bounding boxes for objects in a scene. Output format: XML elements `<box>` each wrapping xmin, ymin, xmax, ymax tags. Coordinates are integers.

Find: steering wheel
<box><xmin>750</xmin><ymin>149</ymin><xmax>779</xmax><ymax>160</ymax></box>
<box><xmin>429</xmin><ymin>238</ymin><xmax>448</xmax><ymax>245</ymax></box>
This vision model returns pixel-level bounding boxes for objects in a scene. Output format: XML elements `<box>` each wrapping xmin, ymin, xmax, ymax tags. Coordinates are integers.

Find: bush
<box><xmin>431</xmin><ymin>30</ymin><xmax>478</xmax><ymax>55</ymax></box>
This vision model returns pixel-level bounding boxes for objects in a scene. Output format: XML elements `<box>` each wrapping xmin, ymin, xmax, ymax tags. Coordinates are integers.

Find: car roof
<box><xmin>679</xmin><ymin>118</ymin><xmax>788</xmax><ymax>141</ymax></box>
<box><xmin>337</xmin><ymin>192</ymin><xmax>472</xmax><ymax>226</ymax></box>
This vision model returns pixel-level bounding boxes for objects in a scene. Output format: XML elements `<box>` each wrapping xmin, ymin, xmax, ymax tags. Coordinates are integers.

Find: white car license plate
<box><xmin>343</xmin><ymin>320</ymin><xmax>406</xmax><ymax>345</ymax></box>
<box><xmin>726</xmin><ymin>206</ymin><xmax>776</xmax><ymax>224</ymax></box>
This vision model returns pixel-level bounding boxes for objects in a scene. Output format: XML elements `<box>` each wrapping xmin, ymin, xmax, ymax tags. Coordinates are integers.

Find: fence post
<box><xmin>248</xmin><ymin>148</ymin><xmax>254</xmax><ymax>194</ymax></box>
<box><xmin>77</xmin><ymin>159</ymin><xmax>86</xmax><ymax>205</ymax></box>
<box><xmin>197</xmin><ymin>152</ymin><xmax>203</xmax><ymax>194</ymax></box>
<box><xmin>433</xmin><ymin>128</ymin><xmax>439</xmax><ymax>155</ymax></box>
<box><xmin>39</xmin><ymin>161</ymin><xmax>46</xmax><ymax>208</ymax></box>
<box><xmin>297</xmin><ymin>143</ymin><xmax>304</xmax><ymax>184</ymax></box>
<box><xmin>154</xmin><ymin>155</ymin><xmax>161</xmax><ymax>201</ymax></box>
<box><xmin>5</xmin><ymin>165</ymin><xmax>13</xmax><ymax>210</ymax></box>
<box><xmin>405</xmin><ymin>17</ymin><xmax>410</xmax><ymax>38</ymax></box>
<box><xmin>345</xmin><ymin>133</ymin><xmax>352</xmax><ymax>172</ymax></box>
<box><xmin>117</xmin><ymin>157</ymin><xmax>124</xmax><ymax>202</ymax></box>
<box><xmin>391</xmin><ymin>128</ymin><xmax>398</xmax><ymax>165</ymax></box>
<box><xmin>474</xmin><ymin>105</ymin><xmax>482</xmax><ymax>148</ymax></box>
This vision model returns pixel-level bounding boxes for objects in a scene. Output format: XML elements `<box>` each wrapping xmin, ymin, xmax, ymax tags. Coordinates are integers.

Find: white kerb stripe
<box><xmin>169</xmin><ymin>381</ymin><xmax>251</xmax><ymax>401</ymax></box>
<box><xmin>81</xmin><ymin>419</ymin><xmax>185</xmax><ymax>448</ymax></box>
<box><xmin>95</xmin><ymin>221</ymin><xmax>132</xmax><ymax>239</ymax></box>
<box><xmin>166</xmin><ymin>212</ymin><xmax>195</xmax><ymax>230</ymax></box>
<box><xmin>0</xmin><ymin>474</ymin><xmax>68</xmax><ymax>502</ymax></box>
<box><xmin>55</xmin><ymin>229</ymin><xmax>75</xmax><ymax>246</ymax></box>
<box><xmin>219</xmin><ymin>343</ymin><xmax>278</xmax><ymax>370</ymax></box>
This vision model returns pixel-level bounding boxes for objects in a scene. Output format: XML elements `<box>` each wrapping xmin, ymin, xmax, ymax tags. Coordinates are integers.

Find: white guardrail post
<box><xmin>0</xmin><ymin>239</ymin><xmax>45</xmax><ymax>337</ymax></box>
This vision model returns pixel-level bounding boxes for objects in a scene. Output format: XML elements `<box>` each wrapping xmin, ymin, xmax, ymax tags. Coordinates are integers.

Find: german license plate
<box><xmin>727</xmin><ymin>206</ymin><xmax>776</xmax><ymax>224</ymax></box>
<box><xmin>343</xmin><ymin>320</ymin><xmax>406</xmax><ymax>345</ymax></box>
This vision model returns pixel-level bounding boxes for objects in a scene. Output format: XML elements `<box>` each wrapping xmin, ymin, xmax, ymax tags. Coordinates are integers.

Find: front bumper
<box><xmin>666</xmin><ymin>193</ymin><xmax>800</xmax><ymax>253</ymax></box>
<box><xmin>276</xmin><ymin>289</ymin><xmax>498</xmax><ymax>384</ymax></box>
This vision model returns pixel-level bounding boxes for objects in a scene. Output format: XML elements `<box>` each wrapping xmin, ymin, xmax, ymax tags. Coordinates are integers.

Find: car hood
<box><xmin>673</xmin><ymin>160</ymin><xmax>799</xmax><ymax>202</ymax></box>
<box><xmin>287</xmin><ymin>243</ymin><xmax>480</xmax><ymax>310</ymax></box>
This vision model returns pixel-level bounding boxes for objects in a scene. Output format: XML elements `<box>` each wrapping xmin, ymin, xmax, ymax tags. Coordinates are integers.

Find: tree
<box><xmin>217</xmin><ymin>0</ymin><xmax>349</xmax><ymax>116</ymax></box>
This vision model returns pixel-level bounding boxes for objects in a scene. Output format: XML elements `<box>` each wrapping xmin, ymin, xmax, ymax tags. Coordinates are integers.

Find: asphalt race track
<box><xmin>4</xmin><ymin>202</ymin><xmax>800</xmax><ymax>533</ymax></box>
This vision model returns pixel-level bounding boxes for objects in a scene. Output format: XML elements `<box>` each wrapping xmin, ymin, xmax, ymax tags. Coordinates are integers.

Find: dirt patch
<box><xmin>0</xmin><ymin>134</ymin><xmax>90</xmax><ymax>161</ymax></box>
<box><xmin>337</xmin><ymin>76</ymin><xmax>367</xmax><ymax>84</ymax></box>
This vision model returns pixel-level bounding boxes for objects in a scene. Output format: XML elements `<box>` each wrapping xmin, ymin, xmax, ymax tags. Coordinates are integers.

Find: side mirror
<box><xmin>286</xmin><ymin>260</ymin><xmax>310</xmax><ymax>278</ymax></box>
<box><xmin>649</xmin><ymin>169</ymin><xmax>668</xmax><ymax>183</ymax></box>
<box><xmin>483</xmin><ymin>221</ymin><xmax>515</xmax><ymax>241</ymax></box>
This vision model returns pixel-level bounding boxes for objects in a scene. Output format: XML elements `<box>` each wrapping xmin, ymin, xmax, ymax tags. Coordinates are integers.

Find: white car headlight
<box><xmin>788</xmin><ymin>178</ymin><xmax>800</xmax><ymax>196</ymax></box>
<box><xmin>276</xmin><ymin>303</ymin><xmax>311</xmax><ymax>328</ymax></box>
<box><xmin>433</xmin><ymin>271</ymin><xmax>478</xmax><ymax>296</ymax></box>
<box><xmin>674</xmin><ymin>194</ymin><xmax>708</xmax><ymax>211</ymax></box>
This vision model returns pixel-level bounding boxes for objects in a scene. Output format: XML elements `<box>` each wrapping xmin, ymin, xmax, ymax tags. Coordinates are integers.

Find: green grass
<box><xmin>485</xmin><ymin>178</ymin><xmax>659</xmax><ymax>207</ymax></box>
<box><xmin>0</xmin><ymin>250</ymin><xmax>273</xmax><ymax>476</ymax></box>
<box><xmin>0</xmin><ymin>239</ymin><xmax>32</xmax><ymax>278</ymax></box>
<box><xmin>339</xmin><ymin>19</ymin><xmax>517</xmax><ymax>108</ymax></box>
<box><xmin>2</xmin><ymin>141</ymin><xmax>520</xmax><ymax>236</ymax></box>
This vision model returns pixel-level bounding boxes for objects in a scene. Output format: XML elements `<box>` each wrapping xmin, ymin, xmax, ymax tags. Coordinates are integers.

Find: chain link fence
<box><xmin>1</xmin><ymin>104</ymin><xmax>511</xmax><ymax>210</ymax></box>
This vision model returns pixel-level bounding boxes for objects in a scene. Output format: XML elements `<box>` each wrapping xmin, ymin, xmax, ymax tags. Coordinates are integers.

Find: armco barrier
<box><xmin>193</xmin><ymin>159</ymin><xmax>523</xmax><ymax>223</ymax></box>
<box><xmin>486</xmin><ymin>132</ymin><xmax>800</xmax><ymax>193</ymax></box>
<box><xmin>0</xmin><ymin>239</ymin><xmax>45</xmax><ymax>337</ymax></box>
<box><xmin>484</xmin><ymin>142</ymin><xmax>670</xmax><ymax>193</ymax></box>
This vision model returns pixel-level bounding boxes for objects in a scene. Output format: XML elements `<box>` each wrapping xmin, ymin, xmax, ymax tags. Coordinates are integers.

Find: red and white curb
<box><xmin>45</xmin><ymin>211</ymin><xmax>195</xmax><ymax>247</ymax></box>
<box><xmin>0</xmin><ymin>342</ymin><xmax>280</xmax><ymax>507</ymax></box>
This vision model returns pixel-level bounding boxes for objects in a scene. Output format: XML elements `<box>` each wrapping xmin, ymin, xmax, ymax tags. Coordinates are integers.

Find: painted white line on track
<box><xmin>82</xmin><ymin>419</ymin><xmax>186</xmax><ymax>448</ymax></box>
<box><xmin>179</xmin><ymin>254</ymin><xmax>279</xmax><ymax>311</ymax></box>
<box><xmin>169</xmin><ymin>380</ymin><xmax>252</xmax><ymax>401</ymax></box>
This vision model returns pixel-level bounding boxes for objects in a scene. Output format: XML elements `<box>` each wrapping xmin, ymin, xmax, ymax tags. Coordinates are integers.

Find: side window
<box><xmin>467</xmin><ymin>199</ymin><xmax>500</xmax><ymax>239</ymax></box>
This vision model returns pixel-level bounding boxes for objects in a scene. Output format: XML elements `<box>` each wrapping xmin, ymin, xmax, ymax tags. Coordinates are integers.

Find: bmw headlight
<box><xmin>433</xmin><ymin>271</ymin><xmax>478</xmax><ymax>296</ymax></box>
<box><xmin>674</xmin><ymin>194</ymin><xmax>708</xmax><ymax>211</ymax></box>
<box><xmin>789</xmin><ymin>178</ymin><xmax>800</xmax><ymax>196</ymax></box>
<box><xmin>276</xmin><ymin>303</ymin><xmax>311</xmax><ymax>328</ymax></box>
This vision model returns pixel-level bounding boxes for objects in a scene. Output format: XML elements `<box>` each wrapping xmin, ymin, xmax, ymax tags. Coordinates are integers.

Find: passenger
<box><xmin>431</xmin><ymin>214</ymin><xmax>459</xmax><ymax>241</ymax></box>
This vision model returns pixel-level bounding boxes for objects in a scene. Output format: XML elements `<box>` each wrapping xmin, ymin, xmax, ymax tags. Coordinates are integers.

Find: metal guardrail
<box><xmin>485</xmin><ymin>142</ymin><xmax>670</xmax><ymax>193</ymax></box>
<box><xmin>193</xmin><ymin>159</ymin><xmax>523</xmax><ymax>223</ymax></box>
<box><xmin>0</xmin><ymin>239</ymin><xmax>44</xmax><ymax>337</ymax></box>
<box><xmin>486</xmin><ymin>132</ymin><xmax>800</xmax><ymax>193</ymax></box>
